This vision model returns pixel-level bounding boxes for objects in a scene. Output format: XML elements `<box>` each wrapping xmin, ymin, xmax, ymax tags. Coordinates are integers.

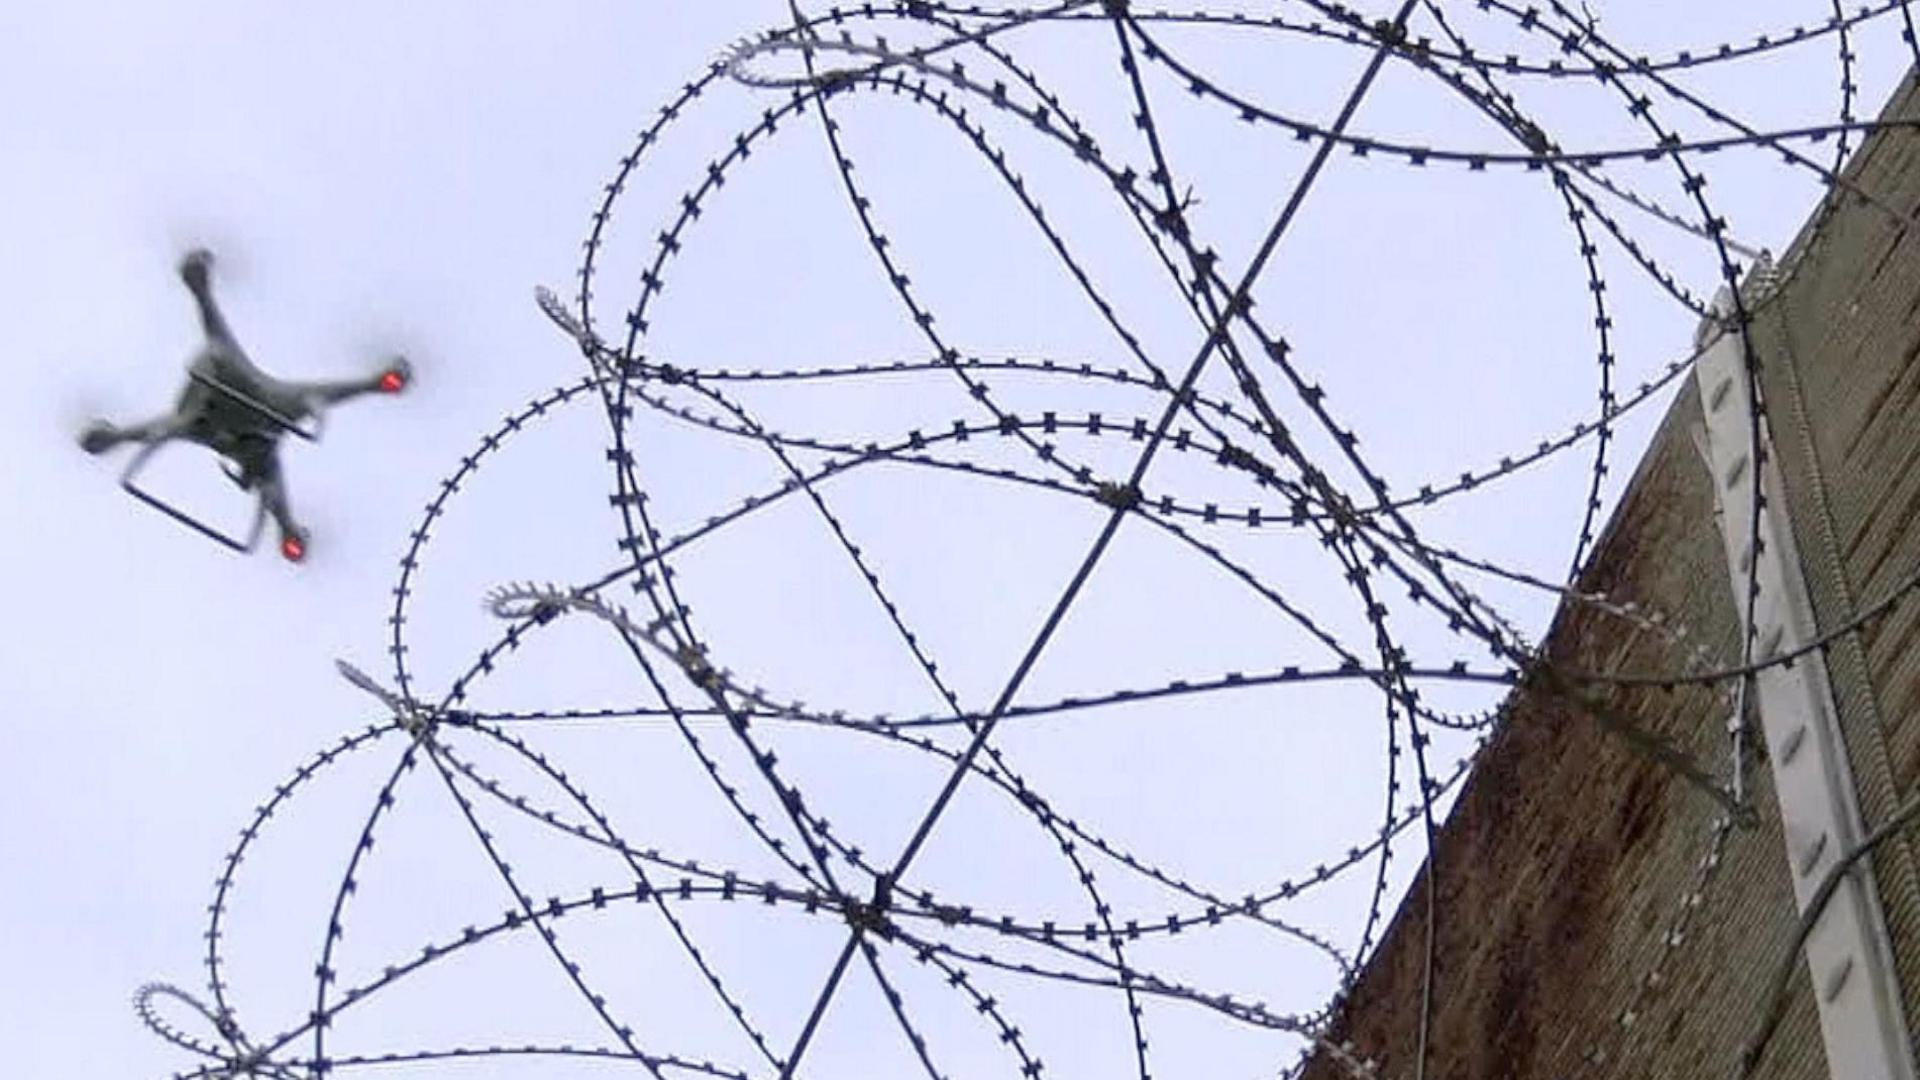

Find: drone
<box><xmin>79</xmin><ymin>249</ymin><xmax>410</xmax><ymax>562</ymax></box>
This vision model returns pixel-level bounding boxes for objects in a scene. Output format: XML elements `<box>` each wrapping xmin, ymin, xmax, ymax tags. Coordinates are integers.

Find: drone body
<box><xmin>79</xmin><ymin>249</ymin><xmax>410</xmax><ymax>561</ymax></box>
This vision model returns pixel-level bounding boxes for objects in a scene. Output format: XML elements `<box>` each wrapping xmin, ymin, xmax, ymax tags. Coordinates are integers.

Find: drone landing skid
<box><xmin>119</xmin><ymin>441</ymin><xmax>269</xmax><ymax>555</ymax></box>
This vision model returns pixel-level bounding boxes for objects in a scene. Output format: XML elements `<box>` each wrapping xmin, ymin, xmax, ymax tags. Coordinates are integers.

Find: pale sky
<box><xmin>2</xmin><ymin>3</ymin><xmax>1913</xmax><ymax>1078</ymax></box>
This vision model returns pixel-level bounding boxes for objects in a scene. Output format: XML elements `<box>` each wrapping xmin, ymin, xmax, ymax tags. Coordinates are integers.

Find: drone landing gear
<box><xmin>118</xmin><ymin>440</ymin><xmax>270</xmax><ymax>555</ymax></box>
<box><xmin>121</xmin><ymin>449</ymin><xmax>309</xmax><ymax>562</ymax></box>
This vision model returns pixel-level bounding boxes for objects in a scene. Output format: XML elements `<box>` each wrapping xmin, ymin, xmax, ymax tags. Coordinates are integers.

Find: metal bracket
<box><xmin>1694</xmin><ymin>276</ymin><xmax>1917</xmax><ymax>1080</ymax></box>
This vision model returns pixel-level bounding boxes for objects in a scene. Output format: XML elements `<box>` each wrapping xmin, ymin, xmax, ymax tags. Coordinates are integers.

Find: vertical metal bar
<box><xmin>1694</xmin><ymin>274</ymin><xmax>1916</xmax><ymax>1080</ymax></box>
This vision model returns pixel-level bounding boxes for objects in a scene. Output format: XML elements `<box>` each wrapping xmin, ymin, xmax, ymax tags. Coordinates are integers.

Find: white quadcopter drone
<box><xmin>78</xmin><ymin>249</ymin><xmax>410</xmax><ymax>561</ymax></box>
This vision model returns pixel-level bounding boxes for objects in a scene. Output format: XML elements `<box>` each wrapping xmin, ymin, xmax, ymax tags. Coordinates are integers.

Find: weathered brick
<box><xmin>1303</xmin><ymin>71</ymin><xmax>1920</xmax><ymax>1080</ymax></box>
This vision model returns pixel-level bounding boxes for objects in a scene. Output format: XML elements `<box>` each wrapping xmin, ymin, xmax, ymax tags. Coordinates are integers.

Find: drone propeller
<box><xmin>60</xmin><ymin>386</ymin><xmax>117</xmax><ymax>442</ymax></box>
<box><xmin>158</xmin><ymin>221</ymin><xmax>252</xmax><ymax>290</ymax></box>
<box><xmin>376</xmin><ymin>356</ymin><xmax>412</xmax><ymax>394</ymax></box>
<box><xmin>344</xmin><ymin>315</ymin><xmax>429</xmax><ymax>397</ymax></box>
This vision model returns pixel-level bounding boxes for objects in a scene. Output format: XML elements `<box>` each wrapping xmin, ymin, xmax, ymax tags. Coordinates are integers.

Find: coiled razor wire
<box><xmin>138</xmin><ymin>3</ymin><xmax>1920</xmax><ymax>1078</ymax></box>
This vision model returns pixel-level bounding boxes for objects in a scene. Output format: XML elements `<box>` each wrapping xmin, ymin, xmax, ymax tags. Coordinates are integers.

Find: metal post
<box><xmin>1694</xmin><ymin>267</ymin><xmax>1916</xmax><ymax>1080</ymax></box>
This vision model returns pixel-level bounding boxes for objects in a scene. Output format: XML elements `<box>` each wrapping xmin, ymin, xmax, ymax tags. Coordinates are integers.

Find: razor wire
<box><xmin>137</xmin><ymin>3</ymin><xmax>1920</xmax><ymax>1078</ymax></box>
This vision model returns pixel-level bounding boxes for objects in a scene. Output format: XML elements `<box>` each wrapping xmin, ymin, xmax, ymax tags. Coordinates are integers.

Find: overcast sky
<box><xmin>2</xmin><ymin>3</ymin><xmax>1914</xmax><ymax>1078</ymax></box>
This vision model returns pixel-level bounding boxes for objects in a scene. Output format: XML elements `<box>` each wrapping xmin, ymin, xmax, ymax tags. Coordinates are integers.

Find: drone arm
<box><xmin>183</xmin><ymin>279</ymin><xmax>238</xmax><ymax>349</ymax></box>
<box><xmin>294</xmin><ymin>375</ymin><xmax>387</xmax><ymax>407</ymax></box>
<box><xmin>84</xmin><ymin>410</ymin><xmax>191</xmax><ymax>454</ymax></box>
<box><xmin>252</xmin><ymin>455</ymin><xmax>302</xmax><ymax>550</ymax></box>
<box><xmin>176</xmin><ymin>250</ymin><xmax>242</xmax><ymax>349</ymax></box>
<box><xmin>288</xmin><ymin>357</ymin><xmax>410</xmax><ymax>409</ymax></box>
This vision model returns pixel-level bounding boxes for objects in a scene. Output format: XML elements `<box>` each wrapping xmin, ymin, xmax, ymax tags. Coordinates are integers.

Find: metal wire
<box><xmin>136</xmin><ymin>3</ymin><xmax>1920</xmax><ymax>1078</ymax></box>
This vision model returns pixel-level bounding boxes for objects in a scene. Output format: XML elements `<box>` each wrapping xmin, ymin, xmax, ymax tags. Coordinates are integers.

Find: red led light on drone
<box><xmin>281</xmin><ymin>535</ymin><xmax>307</xmax><ymax>562</ymax></box>
<box><xmin>378</xmin><ymin>369</ymin><xmax>406</xmax><ymax>393</ymax></box>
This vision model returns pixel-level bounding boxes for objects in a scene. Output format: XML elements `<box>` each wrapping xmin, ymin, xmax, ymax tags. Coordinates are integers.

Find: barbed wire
<box><xmin>138</xmin><ymin>2</ymin><xmax>1920</xmax><ymax>1078</ymax></box>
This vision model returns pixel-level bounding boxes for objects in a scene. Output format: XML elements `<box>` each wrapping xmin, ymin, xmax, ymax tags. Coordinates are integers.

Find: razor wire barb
<box><xmin>137</xmin><ymin>3</ymin><xmax>1920</xmax><ymax>1079</ymax></box>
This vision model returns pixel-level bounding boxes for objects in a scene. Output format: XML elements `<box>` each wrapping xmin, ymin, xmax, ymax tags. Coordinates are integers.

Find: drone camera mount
<box><xmin>187</xmin><ymin>368</ymin><xmax>324</xmax><ymax>442</ymax></box>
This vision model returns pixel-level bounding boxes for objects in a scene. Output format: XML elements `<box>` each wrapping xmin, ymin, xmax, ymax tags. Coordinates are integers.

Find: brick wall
<box><xmin>1758</xmin><ymin>68</ymin><xmax>1920</xmax><ymax>1036</ymax></box>
<box><xmin>1302</xmin><ymin>72</ymin><xmax>1920</xmax><ymax>1080</ymax></box>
